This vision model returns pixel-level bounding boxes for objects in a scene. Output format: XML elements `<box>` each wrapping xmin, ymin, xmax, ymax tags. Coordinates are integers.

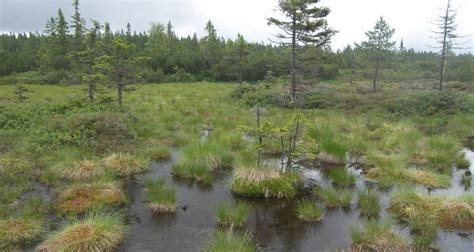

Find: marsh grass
<box><xmin>37</xmin><ymin>211</ymin><xmax>126</xmax><ymax>252</ymax></box>
<box><xmin>0</xmin><ymin>217</ymin><xmax>43</xmax><ymax>246</ymax></box>
<box><xmin>350</xmin><ymin>220</ymin><xmax>408</xmax><ymax>251</ymax></box>
<box><xmin>455</xmin><ymin>153</ymin><xmax>471</xmax><ymax>169</ymax></box>
<box><xmin>296</xmin><ymin>200</ymin><xmax>324</xmax><ymax>222</ymax></box>
<box><xmin>53</xmin><ymin>159</ymin><xmax>105</xmax><ymax>181</ymax></box>
<box><xmin>315</xmin><ymin>187</ymin><xmax>352</xmax><ymax>208</ymax></box>
<box><xmin>56</xmin><ymin>181</ymin><xmax>126</xmax><ymax>214</ymax></box>
<box><xmin>144</xmin><ymin>146</ymin><xmax>171</xmax><ymax>161</ymax></box>
<box><xmin>205</xmin><ymin>230</ymin><xmax>255</xmax><ymax>252</ymax></box>
<box><xmin>357</xmin><ymin>190</ymin><xmax>381</xmax><ymax>218</ymax></box>
<box><xmin>328</xmin><ymin>168</ymin><xmax>356</xmax><ymax>187</ymax></box>
<box><xmin>231</xmin><ymin>165</ymin><xmax>301</xmax><ymax>199</ymax></box>
<box><xmin>145</xmin><ymin>177</ymin><xmax>176</xmax><ymax>214</ymax></box>
<box><xmin>389</xmin><ymin>189</ymin><xmax>474</xmax><ymax>229</ymax></box>
<box><xmin>409</xmin><ymin>211</ymin><xmax>438</xmax><ymax>251</ymax></box>
<box><xmin>103</xmin><ymin>153</ymin><xmax>148</xmax><ymax>176</ymax></box>
<box><xmin>365</xmin><ymin>153</ymin><xmax>451</xmax><ymax>188</ymax></box>
<box><xmin>172</xmin><ymin>141</ymin><xmax>233</xmax><ymax>184</ymax></box>
<box><xmin>215</xmin><ymin>201</ymin><xmax>250</xmax><ymax>227</ymax></box>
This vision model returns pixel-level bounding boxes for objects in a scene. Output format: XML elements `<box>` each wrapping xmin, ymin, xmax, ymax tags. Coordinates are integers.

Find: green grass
<box><xmin>0</xmin><ymin>217</ymin><xmax>43</xmax><ymax>246</ymax></box>
<box><xmin>103</xmin><ymin>153</ymin><xmax>148</xmax><ymax>176</ymax></box>
<box><xmin>296</xmin><ymin>200</ymin><xmax>324</xmax><ymax>222</ymax></box>
<box><xmin>350</xmin><ymin>220</ymin><xmax>408</xmax><ymax>251</ymax></box>
<box><xmin>144</xmin><ymin>146</ymin><xmax>172</xmax><ymax>161</ymax></box>
<box><xmin>205</xmin><ymin>230</ymin><xmax>255</xmax><ymax>252</ymax></box>
<box><xmin>172</xmin><ymin>141</ymin><xmax>233</xmax><ymax>184</ymax></box>
<box><xmin>231</xmin><ymin>164</ymin><xmax>302</xmax><ymax>199</ymax></box>
<box><xmin>455</xmin><ymin>153</ymin><xmax>471</xmax><ymax>169</ymax></box>
<box><xmin>51</xmin><ymin>159</ymin><xmax>105</xmax><ymax>181</ymax></box>
<box><xmin>37</xmin><ymin>211</ymin><xmax>127</xmax><ymax>251</ymax></box>
<box><xmin>389</xmin><ymin>189</ymin><xmax>474</xmax><ymax>229</ymax></box>
<box><xmin>314</xmin><ymin>187</ymin><xmax>352</xmax><ymax>208</ymax></box>
<box><xmin>357</xmin><ymin>190</ymin><xmax>381</xmax><ymax>218</ymax></box>
<box><xmin>145</xmin><ymin>177</ymin><xmax>176</xmax><ymax>214</ymax></box>
<box><xmin>215</xmin><ymin>201</ymin><xmax>250</xmax><ymax>227</ymax></box>
<box><xmin>328</xmin><ymin>167</ymin><xmax>356</xmax><ymax>187</ymax></box>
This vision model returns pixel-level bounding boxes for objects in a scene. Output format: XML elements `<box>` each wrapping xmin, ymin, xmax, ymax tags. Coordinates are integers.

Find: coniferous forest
<box><xmin>0</xmin><ymin>0</ymin><xmax>473</xmax><ymax>251</ymax></box>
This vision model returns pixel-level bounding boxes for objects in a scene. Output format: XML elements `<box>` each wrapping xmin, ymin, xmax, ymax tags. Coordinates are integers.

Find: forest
<box><xmin>0</xmin><ymin>0</ymin><xmax>473</xmax><ymax>251</ymax></box>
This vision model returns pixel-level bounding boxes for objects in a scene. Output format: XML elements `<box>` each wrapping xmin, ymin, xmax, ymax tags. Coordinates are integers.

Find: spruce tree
<box><xmin>268</xmin><ymin>0</ymin><xmax>336</xmax><ymax>101</ymax></box>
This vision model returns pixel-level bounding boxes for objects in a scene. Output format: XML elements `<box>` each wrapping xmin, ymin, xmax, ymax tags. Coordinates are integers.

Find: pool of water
<box><xmin>120</xmin><ymin>149</ymin><xmax>474</xmax><ymax>252</ymax></box>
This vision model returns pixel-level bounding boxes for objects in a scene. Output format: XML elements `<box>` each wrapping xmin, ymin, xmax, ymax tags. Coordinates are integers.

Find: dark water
<box><xmin>120</xmin><ymin>150</ymin><xmax>474</xmax><ymax>252</ymax></box>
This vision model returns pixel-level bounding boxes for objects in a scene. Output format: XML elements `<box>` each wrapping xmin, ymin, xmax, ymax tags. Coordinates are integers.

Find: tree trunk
<box><xmin>439</xmin><ymin>1</ymin><xmax>450</xmax><ymax>91</ymax></box>
<box><xmin>373</xmin><ymin>59</ymin><xmax>380</xmax><ymax>93</ymax></box>
<box><xmin>290</xmin><ymin>17</ymin><xmax>297</xmax><ymax>101</ymax></box>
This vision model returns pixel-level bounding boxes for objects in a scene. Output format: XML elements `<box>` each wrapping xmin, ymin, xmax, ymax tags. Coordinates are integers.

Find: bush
<box><xmin>319</xmin><ymin>64</ymin><xmax>339</xmax><ymax>80</ymax></box>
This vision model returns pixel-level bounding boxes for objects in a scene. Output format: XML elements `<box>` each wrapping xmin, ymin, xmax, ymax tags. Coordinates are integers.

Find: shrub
<box><xmin>215</xmin><ymin>201</ymin><xmax>250</xmax><ymax>227</ymax></box>
<box><xmin>205</xmin><ymin>230</ymin><xmax>255</xmax><ymax>252</ymax></box>
<box><xmin>296</xmin><ymin>200</ymin><xmax>324</xmax><ymax>222</ymax></box>
<box><xmin>37</xmin><ymin>211</ymin><xmax>126</xmax><ymax>252</ymax></box>
<box><xmin>145</xmin><ymin>177</ymin><xmax>176</xmax><ymax>214</ymax></box>
<box><xmin>357</xmin><ymin>190</ymin><xmax>381</xmax><ymax>218</ymax></box>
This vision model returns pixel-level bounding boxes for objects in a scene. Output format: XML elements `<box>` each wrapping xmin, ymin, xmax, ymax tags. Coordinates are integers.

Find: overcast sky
<box><xmin>1</xmin><ymin>0</ymin><xmax>473</xmax><ymax>53</ymax></box>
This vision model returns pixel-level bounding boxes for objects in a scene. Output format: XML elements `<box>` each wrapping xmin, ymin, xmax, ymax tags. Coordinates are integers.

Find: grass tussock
<box><xmin>328</xmin><ymin>167</ymin><xmax>356</xmax><ymax>187</ymax></box>
<box><xmin>145</xmin><ymin>177</ymin><xmax>176</xmax><ymax>214</ymax></box>
<box><xmin>172</xmin><ymin>141</ymin><xmax>233</xmax><ymax>184</ymax></box>
<box><xmin>455</xmin><ymin>153</ymin><xmax>471</xmax><ymax>169</ymax></box>
<box><xmin>314</xmin><ymin>187</ymin><xmax>352</xmax><ymax>208</ymax></box>
<box><xmin>389</xmin><ymin>189</ymin><xmax>474</xmax><ymax>229</ymax></box>
<box><xmin>54</xmin><ymin>160</ymin><xmax>105</xmax><ymax>181</ymax></box>
<box><xmin>350</xmin><ymin>220</ymin><xmax>409</xmax><ymax>251</ymax></box>
<box><xmin>215</xmin><ymin>201</ymin><xmax>250</xmax><ymax>227</ymax></box>
<box><xmin>103</xmin><ymin>153</ymin><xmax>148</xmax><ymax>176</ymax></box>
<box><xmin>230</xmin><ymin>165</ymin><xmax>301</xmax><ymax>199</ymax></box>
<box><xmin>56</xmin><ymin>182</ymin><xmax>126</xmax><ymax>214</ymax></box>
<box><xmin>365</xmin><ymin>153</ymin><xmax>450</xmax><ymax>188</ymax></box>
<box><xmin>0</xmin><ymin>218</ymin><xmax>43</xmax><ymax>246</ymax></box>
<box><xmin>296</xmin><ymin>200</ymin><xmax>324</xmax><ymax>222</ymax></box>
<box><xmin>0</xmin><ymin>157</ymin><xmax>27</xmax><ymax>174</ymax></box>
<box><xmin>357</xmin><ymin>190</ymin><xmax>381</xmax><ymax>218</ymax></box>
<box><xmin>37</xmin><ymin>211</ymin><xmax>126</xmax><ymax>252</ymax></box>
<box><xmin>205</xmin><ymin>230</ymin><xmax>255</xmax><ymax>252</ymax></box>
<box><xmin>145</xmin><ymin>146</ymin><xmax>171</xmax><ymax>161</ymax></box>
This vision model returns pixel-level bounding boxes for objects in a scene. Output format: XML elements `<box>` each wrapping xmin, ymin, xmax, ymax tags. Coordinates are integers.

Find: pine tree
<box><xmin>357</xmin><ymin>17</ymin><xmax>396</xmax><ymax>92</ymax></box>
<box><xmin>71</xmin><ymin>0</ymin><xmax>85</xmax><ymax>44</ymax></box>
<box><xmin>268</xmin><ymin>0</ymin><xmax>336</xmax><ymax>101</ymax></box>
<box><xmin>235</xmin><ymin>34</ymin><xmax>250</xmax><ymax>85</ymax></box>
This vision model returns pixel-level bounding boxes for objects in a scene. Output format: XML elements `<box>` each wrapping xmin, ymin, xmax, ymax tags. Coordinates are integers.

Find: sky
<box><xmin>1</xmin><ymin>0</ymin><xmax>473</xmax><ymax>53</ymax></box>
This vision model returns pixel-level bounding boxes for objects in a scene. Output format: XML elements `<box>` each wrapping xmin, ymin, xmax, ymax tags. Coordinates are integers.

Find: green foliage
<box><xmin>215</xmin><ymin>201</ymin><xmax>250</xmax><ymax>227</ymax></box>
<box><xmin>296</xmin><ymin>200</ymin><xmax>324</xmax><ymax>222</ymax></box>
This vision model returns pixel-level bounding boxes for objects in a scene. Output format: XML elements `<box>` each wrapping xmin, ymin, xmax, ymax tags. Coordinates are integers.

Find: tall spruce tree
<box><xmin>357</xmin><ymin>17</ymin><xmax>396</xmax><ymax>92</ymax></box>
<box><xmin>235</xmin><ymin>33</ymin><xmax>250</xmax><ymax>85</ymax></box>
<box><xmin>267</xmin><ymin>0</ymin><xmax>336</xmax><ymax>101</ymax></box>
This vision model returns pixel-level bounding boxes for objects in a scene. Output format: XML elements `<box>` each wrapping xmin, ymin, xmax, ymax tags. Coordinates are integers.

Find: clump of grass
<box><xmin>0</xmin><ymin>218</ymin><xmax>43</xmax><ymax>246</ymax></box>
<box><xmin>230</xmin><ymin>165</ymin><xmax>301</xmax><ymax>199</ymax></box>
<box><xmin>103</xmin><ymin>153</ymin><xmax>148</xmax><ymax>176</ymax></box>
<box><xmin>296</xmin><ymin>200</ymin><xmax>324</xmax><ymax>222</ymax></box>
<box><xmin>172</xmin><ymin>141</ymin><xmax>233</xmax><ymax>184</ymax></box>
<box><xmin>37</xmin><ymin>211</ymin><xmax>126</xmax><ymax>252</ymax></box>
<box><xmin>328</xmin><ymin>167</ymin><xmax>356</xmax><ymax>187</ymax></box>
<box><xmin>56</xmin><ymin>181</ymin><xmax>126</xmax><ymax>214</ymax></box>
<box><xmin>455</xmin><ymin>153</ymin><xmax>471</xmax><ymax>169</ymax></box>
<box><xmin>357</xmin><ymin>190</ymin><xmax>381</xmax><ymax>218</ymax></box>
<box><xmin>145</xmin><ymin>146</ymin><xmax>171</xmax><ymax>161</ymax></box>
<box><xmin>424</xmin><ymin>135</ymin><xmax>461</xmax><ymax>173</ymax></box>
<box><xmin>409</xmin><ymin>211</ymin><xmax>438</xmax><ymax>251</ymax></box>
<box><xmin>0</xmin><ymin>157</ymin><xmax>27</xmax><ymax>174</ymax></box>
<box><xmin>365</xmin><ymin>153</ymin><xmax>451</xmax><ymax>188</ymax></box>
<box><xmin>145</xmin><ymin>177</ymin><xmax>176</xmax><ymax>214</ymax></box>
<box><xmin>205</xmin><ymin>230</ymin><xmax>255</xmax><ymax>252</ymax></box>
<box><xmin>53</xmin><ymin>159</ymin><xmax>105</xmax><ymax>181</ymax></box>
<box><xmin>314</xmin><ymin>187</ymin><xmax>352</xmax><ymax>208</ymax></box>
<box><xmin>350</xmin><ymin>220</ymin><xmax>408</xmax><ymax>251</ymax></box>
<box><xmin>215</xmin><ymin>201</ymin><xmax>250</xmax><ymax>227</ymax></box>
<box><xmin>389</xmin><ymin>189</ymin><xmax>474</xmax><ymax>229</ymax></box>
<box><xmin>318</xmin><ymin>138</ymin><xmax>348</xmax><ymax>165</ymax></box>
